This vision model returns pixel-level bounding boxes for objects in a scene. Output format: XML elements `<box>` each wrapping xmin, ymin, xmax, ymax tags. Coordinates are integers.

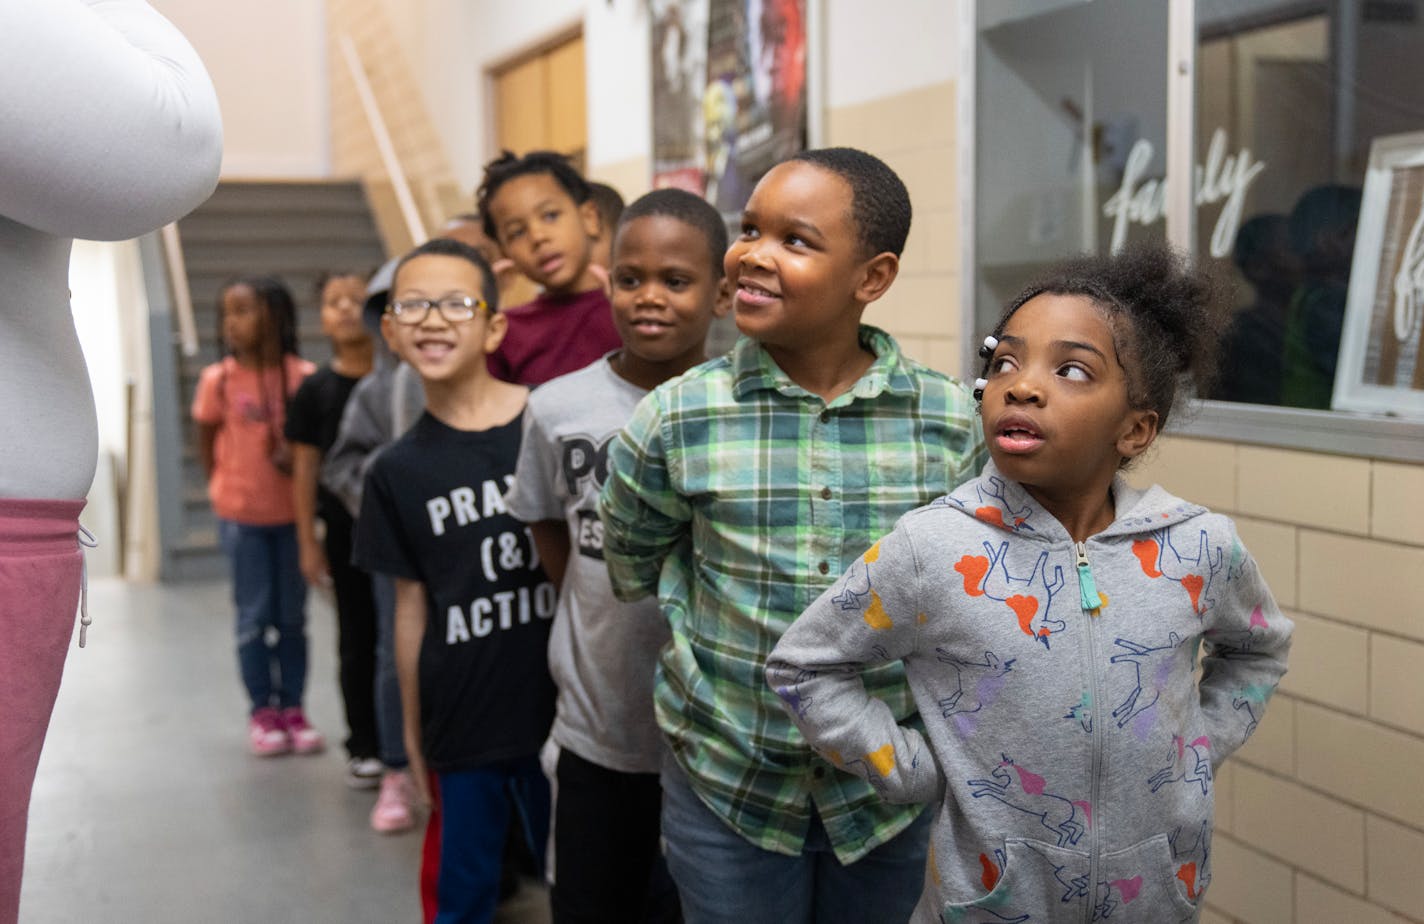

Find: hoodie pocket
<box><xmin>1098</xmin><ymin>833</ymin><xmax>1200</xmax><ymax>918</ymax></box>
<box><xmin>940</xmin><ymin>836</ymin><xmax>1200</xmax><ymax>922</ymax></box>
<box><xmin>941</xmin><ymin>838</ymin><xmax>1089</xmax><ymax>922</ymax></box>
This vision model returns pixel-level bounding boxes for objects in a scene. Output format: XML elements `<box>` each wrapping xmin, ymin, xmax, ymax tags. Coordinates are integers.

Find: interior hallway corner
<box><xmin>20</xmin><ymin>578</ymin><xmax>551</xmax><ymax>924</ymax></box>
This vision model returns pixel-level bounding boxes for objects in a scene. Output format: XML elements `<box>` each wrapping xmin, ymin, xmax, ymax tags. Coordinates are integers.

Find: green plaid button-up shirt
<box><xmin>599</xmin><ymin>326</ymin><xmax>986</xmax><ymax>863</ymax></box>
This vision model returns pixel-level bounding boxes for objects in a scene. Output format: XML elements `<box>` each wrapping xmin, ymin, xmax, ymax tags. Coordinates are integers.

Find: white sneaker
<box><xmin>345</xmin><ymin>756</ymin><xmax>384</xmax><ymax>790</ymax></box>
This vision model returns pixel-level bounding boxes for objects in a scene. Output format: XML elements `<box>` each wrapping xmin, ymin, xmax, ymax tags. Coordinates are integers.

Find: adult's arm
<box><xmin>0</xmin><ymin>0</ymin><xmax>223</xmax><ymax>240</ymax></box>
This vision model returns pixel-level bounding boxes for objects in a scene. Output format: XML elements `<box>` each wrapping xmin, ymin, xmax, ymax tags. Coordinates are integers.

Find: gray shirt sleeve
<box><xmin>320</xmin><ymin>370</ymin><xmax>395</xmax><ymax>518</ymax></box>
<box><xmin>766</xmin><ymin>518</ymin><xmax>944</xmax><ymax>805</ymax></box>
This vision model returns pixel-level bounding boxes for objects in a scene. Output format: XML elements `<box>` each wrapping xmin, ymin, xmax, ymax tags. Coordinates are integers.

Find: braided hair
<box><xmin>216</xmin><ymin>274</ymin><xmax>300</xmax><ymax>359</ymax></box>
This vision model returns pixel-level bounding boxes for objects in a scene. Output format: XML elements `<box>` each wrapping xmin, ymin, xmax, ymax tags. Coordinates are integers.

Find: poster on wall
<box><xmin>651</xmin><ymin>0</ymin><xmax>807</xmax><ymax>222</ymax></box>
<box><xmin>1332</xmin><ymin>130</ymin><xmax>1424</xmax><ymax>419</ymax></box>
<box><xmin>651</xmin><ymin>0</ymin><xmax>710</xmax><ymax>194</ymax></box>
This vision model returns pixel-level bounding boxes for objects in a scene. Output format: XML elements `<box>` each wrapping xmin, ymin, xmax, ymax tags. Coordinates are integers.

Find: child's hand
<box><xmin>298</xmin><ymin>540</ymin><xmax>330</xmax><ymax>587</ymax></box>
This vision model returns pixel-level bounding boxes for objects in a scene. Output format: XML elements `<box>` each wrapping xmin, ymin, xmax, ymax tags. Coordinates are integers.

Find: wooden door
<box><xmin>492</xmin><ymin>33</ymin><xmax>586</xmax><ymax>169</ymax></box>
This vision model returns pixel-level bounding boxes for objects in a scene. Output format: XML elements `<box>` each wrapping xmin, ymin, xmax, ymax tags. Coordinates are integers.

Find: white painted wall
<box><xmin>149</xmin><ymin>0</ymin><xmax>329</xmax><ymax>178</ymax></box>
<box><xmin>586</xmin><ymin>1</ymin><xmax>653</xmax><ymax>170</ymax></box>
<box><xmin>824</xmin><ymin>0</ymin><xmax>959</xmax><ymax>108</ymax></box>
<box><xmin>71</xmin><ymin>239</ymin><xmax>151</xmax><ymax>576</ymax></box>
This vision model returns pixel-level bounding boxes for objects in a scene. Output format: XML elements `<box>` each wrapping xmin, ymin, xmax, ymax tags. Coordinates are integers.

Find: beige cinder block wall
<box><xmin>1130</xmin><ymin>438</ymin><xmax>1424</xmax><ymax>923</ymax></box>
<box><xmin>826</xmin><ymin>81</ymin><xmax>965</xmax><ymax>380</ymax></box>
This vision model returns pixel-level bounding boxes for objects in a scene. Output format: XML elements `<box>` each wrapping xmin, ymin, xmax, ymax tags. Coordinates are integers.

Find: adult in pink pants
<box><xmin>0</xmin><ymin>3</ymin><xmax>222</xmax><ymax>920</ymax></box>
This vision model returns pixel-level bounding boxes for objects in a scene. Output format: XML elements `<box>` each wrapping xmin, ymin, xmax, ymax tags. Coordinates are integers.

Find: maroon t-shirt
<box><xmin>487</xmin><ymin>287</ymin><xmax>620</xmax><ymax>386</ymax></box>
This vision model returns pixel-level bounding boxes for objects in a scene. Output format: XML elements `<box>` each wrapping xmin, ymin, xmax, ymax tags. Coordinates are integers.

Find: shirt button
<box><xmin>818</xmin><ymin>561</ymin><xmax>830</xmax><ymax>575</ymax></box>
<box><xmin>820</xmin><ymin>486</ymin><xmax>832</xmax><ymax>500</ymax></box>
<box><xmin>813</xmin><ymin>766</ymin><xmax>826</xmax><ymax>779</ymax></box>
<box><xmin>819</xmin><ymin>410</ymin><xmax>830</xmax><ymax>423</ymax></box>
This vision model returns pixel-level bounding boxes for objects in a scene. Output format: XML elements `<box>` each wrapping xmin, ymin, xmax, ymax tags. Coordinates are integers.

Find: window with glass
<box><xmin>968</xmin><ymin>0</ymin><xmax>1424</xmax><ymax>459</ymax></box>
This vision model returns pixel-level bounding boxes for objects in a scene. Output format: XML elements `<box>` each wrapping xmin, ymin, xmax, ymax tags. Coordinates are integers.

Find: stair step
<box><xmin>194</xmin><ymin>182</ymin><xmax>373</xmax><ymax>213</ymax></box>
<box><xmin>161</xmin><ymin>180</ymin><xmax>386</xmax><ymax>582</ymax></box>
<box><xmin>179</xmin><ymin>216</ymin><xmax>383</xmax><ymax>244</ymax></box>
<box><xmin>183</xmin><ymin>250</ymin><xmax>387</xmax><ymax>279</ymax></box>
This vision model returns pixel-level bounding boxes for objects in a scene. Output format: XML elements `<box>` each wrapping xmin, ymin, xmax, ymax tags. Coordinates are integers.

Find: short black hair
<box><xmin>476</xmin><ymin>150</ymin><xmax>591</xmax><ymax>240</ymax></box>
<box><xmin>788</xmin><ymin>147</ymin><xmax>912</xmax><ymax>258</ymax></box>
<box><xmin>979</xmin><ymin>244</ymin><xmax>1227</xmax><ymax>438</ymax></box>
<box><xmin>588</xmin><ymin>182</ymin><xmax>626</xmax><ymax>238</ymax></box>
<box><xmin>615</xmin><ymin>188</ymin><xmax>728</xmax><ymax>277</ymax></box>
<box><xmin>391</xmin><ymin>238</ymin><xmax>499</xmax><ymax>312</ymax></box>
<box><xmin>314</xmin><ymin>268</ymin><xmax>373</xmax><ymax>301</ymax></box>
<box><xmin>216</xmin><ymin>274</ymin><xmax>300</xmax><ymax>357</ymax></box>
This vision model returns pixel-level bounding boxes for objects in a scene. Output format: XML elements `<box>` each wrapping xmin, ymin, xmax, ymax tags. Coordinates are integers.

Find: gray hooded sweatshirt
<box><xmin>767</xmin><ymin>462</ymin><xmax>1292</xmax><ymax>923</ymax></box>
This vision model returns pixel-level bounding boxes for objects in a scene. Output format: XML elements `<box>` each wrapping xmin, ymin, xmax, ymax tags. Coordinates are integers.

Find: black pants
<box><xmin>551</xmin><ymin>748</ymin><xmax>681</xmax><ymax>924</ymax></box>
<box><xmin>320</xmin><ymin>502</ymin><xmax>379</xmax><ymax>759</ymax></box>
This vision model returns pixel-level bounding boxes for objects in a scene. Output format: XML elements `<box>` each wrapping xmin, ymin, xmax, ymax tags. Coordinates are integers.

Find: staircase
<box><xmin>162</xmin><ymin>180</ymin><xmax>388</xmax><ymax>580</ymax></box>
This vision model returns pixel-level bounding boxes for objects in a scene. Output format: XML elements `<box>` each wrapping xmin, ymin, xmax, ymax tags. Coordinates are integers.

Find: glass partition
<box><xmin>970</xmin><ymin>0</ymin><xmax>1424</xmax><ymax>459</ymax></box>
<box><xmin>973</xmin><ymin>0</ymin><xmax>1171</xmax><ymax>336</ymax></box>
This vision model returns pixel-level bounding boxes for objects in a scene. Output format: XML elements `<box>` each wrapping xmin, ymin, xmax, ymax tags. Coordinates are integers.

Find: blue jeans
<box><xmin>660</xmin><ymin>759</ymin><xmax>930</xmax><ymax>924</ymax></box>
<box><xmin>219</xmin><ymin>520</ymin><xmax>308</xmax><ymax>712</ymax></box>
<box><xmin>435</xmin><ymin>756</ymin><xmax>551</xmax><ymax>924</ymax></box>
<box><xmin>370</xmin><ymin>572</ymin><xmax>407</xmax><ymax>768</ymax></box>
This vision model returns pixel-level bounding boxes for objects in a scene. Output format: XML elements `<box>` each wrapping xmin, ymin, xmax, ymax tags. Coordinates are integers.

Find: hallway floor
<box><xmin>20</xmin><ymin>578</ymin><xmax>551</xmax><ymax>924</ymax></box>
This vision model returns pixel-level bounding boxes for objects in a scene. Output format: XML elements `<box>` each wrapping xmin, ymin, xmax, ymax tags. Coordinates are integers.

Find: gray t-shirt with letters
<box><xmin>506</xmin><ymin>356</ymin><xmax>669</xmax><ymax>774</ymax></box>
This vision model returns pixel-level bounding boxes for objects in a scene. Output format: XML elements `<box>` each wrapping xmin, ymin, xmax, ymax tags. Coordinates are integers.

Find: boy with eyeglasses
<box><xmin>353</xmin><ymin>238</ymin><xmax>556</xmax><ymax>924</ymax></box>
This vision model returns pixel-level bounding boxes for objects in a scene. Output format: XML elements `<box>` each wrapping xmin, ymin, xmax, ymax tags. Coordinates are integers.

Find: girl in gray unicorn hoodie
<box><xmin>768</xmin><ymin>245</ymin><xmax>1292</xmax><ymax>923</ymax></box>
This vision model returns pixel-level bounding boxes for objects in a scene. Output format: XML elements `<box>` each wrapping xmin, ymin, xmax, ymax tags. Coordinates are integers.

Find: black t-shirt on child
<box><xmin>284</xmin><ymin>365</ymin><xmax>362</xmax><ymax>522</ymax></box>
<box><xmin>353</xmin><ymin>410</ymin><xmax>556</xmax><ymax>774</ymax></box>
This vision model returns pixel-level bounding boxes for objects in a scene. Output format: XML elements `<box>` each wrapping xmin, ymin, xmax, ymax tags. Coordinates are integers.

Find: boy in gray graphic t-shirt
<box><xmin>504</xmin><ymin>189</ymin><xmax>729</xmax><ymax>923</ymax></box>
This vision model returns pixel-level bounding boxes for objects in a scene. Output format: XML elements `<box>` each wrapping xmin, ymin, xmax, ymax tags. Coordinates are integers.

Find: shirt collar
<box><xmin>729</xmin><ymin>325</ymin><xmax>917</xmax><ymax>403</ymax></box>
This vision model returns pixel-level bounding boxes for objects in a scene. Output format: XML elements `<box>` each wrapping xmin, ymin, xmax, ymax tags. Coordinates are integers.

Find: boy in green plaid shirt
<box><xmin>599</xmin><ymin>147</ymin><xmax>987</xmax><ymax>923</ymax></box>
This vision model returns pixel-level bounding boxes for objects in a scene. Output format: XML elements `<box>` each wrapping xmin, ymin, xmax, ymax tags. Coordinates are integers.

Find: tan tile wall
<box><xmin>825</xmin><ymin>82</ymin><xmax>965</xmax><ymax>380</ymax></box>
<box><xmin>1130</xmin><ymin>436</ymin><xmax>1424</xmax><ymax>923</ymax></box>
<box><xmin>586</xmin><ymin>156</ymin><xmax>651</xmax><ymax>205</ymax></box>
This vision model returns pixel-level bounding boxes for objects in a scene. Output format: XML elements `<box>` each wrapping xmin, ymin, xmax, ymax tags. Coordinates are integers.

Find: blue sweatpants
<box><xmin>434</xmin><ymin>755</ymin><xmax>550</xmax><ymax>924</ymax></box>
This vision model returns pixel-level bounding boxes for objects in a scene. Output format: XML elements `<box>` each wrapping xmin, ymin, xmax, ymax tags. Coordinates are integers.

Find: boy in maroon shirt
<box><xmin>476</xmin><ymin>151</ymin><xmax>622</xmax><ymax>385</ymax></box>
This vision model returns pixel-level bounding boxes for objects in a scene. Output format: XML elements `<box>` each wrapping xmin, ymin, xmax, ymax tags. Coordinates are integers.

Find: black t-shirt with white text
<box><xmin>353</xmin><ymin>411</ymin><xmax>555</xmax><ymax>773</ymax></box>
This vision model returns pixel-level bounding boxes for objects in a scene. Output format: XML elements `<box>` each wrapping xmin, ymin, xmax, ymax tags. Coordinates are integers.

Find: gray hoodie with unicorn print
<box><xmin>767</xmin><ymin>461</ymin><xmax>1292</xmax><ymax>923</ymax></box>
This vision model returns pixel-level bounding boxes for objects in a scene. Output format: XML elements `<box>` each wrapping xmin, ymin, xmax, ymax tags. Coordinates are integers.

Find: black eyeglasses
<box><xmin>386</xmin><ymin>295</ymin><xmax>488</xmax><ymax>325</ymax></box>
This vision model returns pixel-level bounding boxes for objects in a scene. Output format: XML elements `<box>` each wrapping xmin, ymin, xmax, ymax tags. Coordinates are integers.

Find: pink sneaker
<box><xmin>370</xmin><ymin>771</ymin><xmax>417</xmax><ymax>834</ymax></box>
<box><xmin>280</xmin><ymin>707</ymin><xmax>326</xmax><ymax>755</ymax></box>
<box><xmin>248</xmin><ymin>707</ymin><xmax>291</xmax><ymax>757</ymax></box>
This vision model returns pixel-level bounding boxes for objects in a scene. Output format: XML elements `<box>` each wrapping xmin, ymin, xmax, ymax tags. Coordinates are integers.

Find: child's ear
<box><xmin>482</xmin><ymin>310</ymin><xmax>509</xmax><ymax>354</ymax></box>
<box><xmin>1116</xmin><ymin>409</ymin><xmax>1160</xmax><ymax>462</ymax></box>
<box><xmin>379</xmin><ymin>313</ymin><xmax>401</xmax><ymax>354</ymax></box>
<box><xmin>713</xmin><ymin>277</ymin><xmax>733</xmax><ymax>318</ymax></box>
<box><xmin>579</xmin><ymin>200</ymin><xmax>601</xmax><ymax>241</ymax></box>
<box><xmin>854</xmin><ymin>252</ymin><xmax>900</xmax><ymax>306</ymax></box>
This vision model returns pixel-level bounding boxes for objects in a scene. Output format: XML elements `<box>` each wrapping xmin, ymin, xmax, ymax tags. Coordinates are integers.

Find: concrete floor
<box><xmin>20</xmin><ymin>578</ymin><xmax>551</xmax><ymax>924</ymax></box>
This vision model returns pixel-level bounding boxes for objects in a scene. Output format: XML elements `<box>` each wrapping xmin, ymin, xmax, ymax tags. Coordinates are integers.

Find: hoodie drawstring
<box><xmin>77</xmin><ymin>525</ymin><xmax>98</xmax><ymax>647</ymax></box>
